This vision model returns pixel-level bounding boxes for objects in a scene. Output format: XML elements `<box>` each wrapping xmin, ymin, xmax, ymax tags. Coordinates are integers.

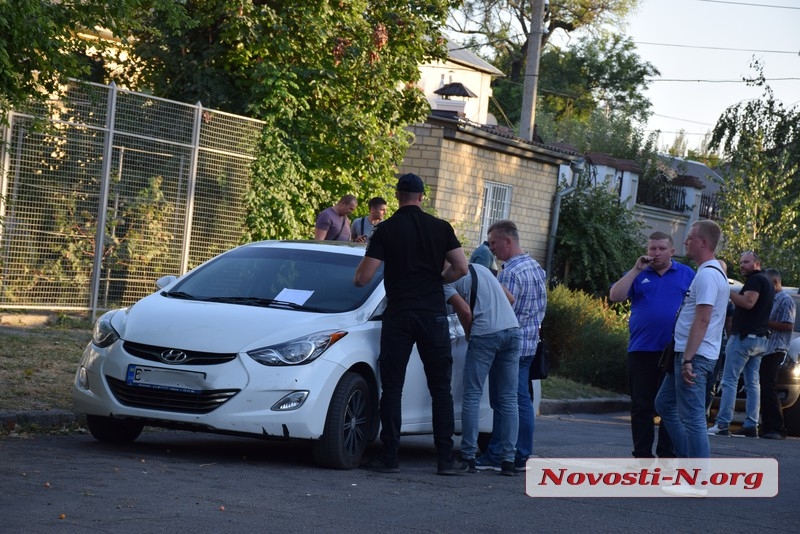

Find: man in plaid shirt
<box><xmin>475</xmin><ymin>220</ymin><xmax>547</xmax><ymax>472</ymax></box>
<box><xmin>760</xmin><ymin>268</ymin><xmax>796</xmax><ymax>440</ymax></box>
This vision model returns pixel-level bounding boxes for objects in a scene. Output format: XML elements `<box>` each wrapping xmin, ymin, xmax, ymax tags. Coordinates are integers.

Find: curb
<box><xmin>540</xmin><ymin>397</ymin><xmax>631</xmax><ymax>416</ymax></box>
<box><xmin>0</xmin><ymin>409</ymin><xmax>80</xmax><ymax>431</ymax></box>
<box><xmin>1</xmin><ymin>399</ymin><xmax>631</xmax><ymax>433</ymax></box>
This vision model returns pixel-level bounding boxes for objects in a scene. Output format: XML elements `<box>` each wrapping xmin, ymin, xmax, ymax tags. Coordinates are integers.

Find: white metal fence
<box><xmin>0</xmin><ymin>81</ymin><xmax>264</xmax><ymax>316</ymax></box>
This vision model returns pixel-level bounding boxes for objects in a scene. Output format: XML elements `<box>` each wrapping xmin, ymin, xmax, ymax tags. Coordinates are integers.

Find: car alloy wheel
<box><xmin>313</xmin><ymin>372</ymin><xmax>374</xmax><ymax>469</ymax></box>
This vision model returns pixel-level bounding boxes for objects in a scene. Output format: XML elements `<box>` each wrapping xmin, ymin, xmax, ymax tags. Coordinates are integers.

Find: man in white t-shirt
<box><xmin>655</xmin><ymin>220</ymin><xmax>729</xmax><ymax>460</ymax></box>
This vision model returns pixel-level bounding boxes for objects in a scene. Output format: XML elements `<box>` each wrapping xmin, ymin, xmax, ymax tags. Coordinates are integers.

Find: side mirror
<box><xmin>156</xmin><ymin>275</ymin><xmax>177</xmax><ymax>290</ymax></box>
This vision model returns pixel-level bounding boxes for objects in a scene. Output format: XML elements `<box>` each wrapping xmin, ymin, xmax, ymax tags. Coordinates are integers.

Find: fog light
<box><xmin>271</xmin><ymin>391</ymin><xmax>309</xmax><ymax>411</ymax></box>
<box><xmin>78</xmin><ymin>367</ymin><xmax>90</xmax><ymax>390</ymax></box>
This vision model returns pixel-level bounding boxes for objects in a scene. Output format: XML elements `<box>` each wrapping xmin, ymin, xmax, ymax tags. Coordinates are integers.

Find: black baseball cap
<box><xmin>396</xmin><ymin>173</ymin><xmax>425</xmax><ymax>193</ymax></box>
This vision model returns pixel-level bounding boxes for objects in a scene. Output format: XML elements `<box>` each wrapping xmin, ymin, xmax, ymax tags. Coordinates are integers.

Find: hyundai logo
<box><xmin>159</xmin><ymin>349</ymin><xmax>189</xmax><ymax>364</ymax></box>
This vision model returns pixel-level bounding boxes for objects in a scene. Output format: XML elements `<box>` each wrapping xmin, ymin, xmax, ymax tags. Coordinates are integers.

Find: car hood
<box><xmin>118</xmin><ymin>293</ymin><xmax>370</xmax><ymax>352</ymax></box>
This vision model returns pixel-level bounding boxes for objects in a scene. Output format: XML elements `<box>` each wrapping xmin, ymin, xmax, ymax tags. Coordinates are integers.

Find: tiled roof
<box><xmin>446</xmin><ymin>39</ymin><xmax>504</xmax><ymax>76</ymax></box>
<box><xmin>586</xmin><ymin>152</ymin><xmax>642</xmax><ymax>173</ymax></box>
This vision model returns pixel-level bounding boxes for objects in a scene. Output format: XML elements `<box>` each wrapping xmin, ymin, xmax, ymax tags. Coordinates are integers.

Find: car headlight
<box><xmin>92</xmin><ymin>311</ymin><xmax>122</xmax><ymax>348</ymax></box>
<box><xmin>247</xmin><ymin>331</ymin><xmax>347</xmax><ymax>366</ymax></box>
<box><xmin>791</xmin><ymin>363</ymin><xmax>800</xmax><ymax>379</ymax></box>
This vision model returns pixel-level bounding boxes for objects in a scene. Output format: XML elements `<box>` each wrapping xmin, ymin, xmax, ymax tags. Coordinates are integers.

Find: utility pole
<box><xmin>519</xmin><ymin>0</ymin><xmax>547</xmax><ymax>142</ymax></box>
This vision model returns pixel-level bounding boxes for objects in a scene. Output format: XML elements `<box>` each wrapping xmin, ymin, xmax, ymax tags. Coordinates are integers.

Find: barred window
<box><xmin>479</xmin><ymin>182</ymin><xmax>512</xmax><ymax>238</ymax></box>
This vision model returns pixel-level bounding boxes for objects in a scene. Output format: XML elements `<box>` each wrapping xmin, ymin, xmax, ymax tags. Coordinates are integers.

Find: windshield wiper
<box><xmin>204</xmin><ymin>296</ymin><xmax>325</xmax><ymax>312</ymax></box>
<box><xmin>162</xmin><ymin>290</ymin><xmax>197</xmax><ymax>300</ymax></box>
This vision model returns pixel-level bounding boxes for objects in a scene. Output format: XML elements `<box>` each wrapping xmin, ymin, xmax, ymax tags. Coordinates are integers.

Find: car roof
<box><xmin>240</xmin><ymin>240</ymin><xmax>367</xmax><ymax>257</ymax></box>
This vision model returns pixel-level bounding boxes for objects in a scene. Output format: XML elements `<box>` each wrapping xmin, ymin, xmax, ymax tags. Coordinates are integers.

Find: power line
<box><xmin>646</xmin><ymin>129</ymin><xmax>713</xmax><ymax>136</ymax></box>
<box><xmin>647</xmin><ymin>77</ymin><xmax>800</xmax><ymax>83</ymax></box>
<box><xmin>651</xmin><ymin>113</ymin><xmax>716</xmax><ymax>126</ymax></box>
<box><xmin>635</xmin><ymin>41</ymin><xmax>799</xmax><ymax>55</ymax></box>
<box><xmin>694</xmin><ymin>0</ymin><xmax>800</xmax><ymax>9</ymax></box>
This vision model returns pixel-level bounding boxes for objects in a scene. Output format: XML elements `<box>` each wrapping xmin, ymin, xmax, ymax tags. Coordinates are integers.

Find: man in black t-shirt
<box><xmin>354</xmin><ymin>173</ymin><xmax>469</xmax><ymax>475</ymax></box>
<box><xmin>708</xmin><ymin>251</ymin><xmax>775</xmax><ymax>437</ymax></box>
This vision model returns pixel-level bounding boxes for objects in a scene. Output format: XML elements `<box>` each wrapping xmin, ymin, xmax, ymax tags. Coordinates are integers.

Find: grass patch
<box><xmin>541</xmin><ymin>375</ymin><xmax>627</xmax><ymax>400</ymax></box>
<box><xmin>0</xmin><ymin>323</ymin><xmax>624</xmax><ymax>414</ymax></box>
<box><xmin>0</xmin><ymin>325</ymin><xmax>92</xmax><ymax>411</ymax></box>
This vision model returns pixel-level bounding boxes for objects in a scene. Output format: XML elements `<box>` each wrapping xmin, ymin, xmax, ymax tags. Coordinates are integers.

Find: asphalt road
<box><xmin>1</xmin><ymin>412</ymin><xmax>796</xmax><ymax>533</ymax></box>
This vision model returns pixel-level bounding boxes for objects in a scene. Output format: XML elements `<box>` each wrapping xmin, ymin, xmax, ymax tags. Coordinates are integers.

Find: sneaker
<box><xmin>459</xmin><ymin>455</ymin><xmax>477</xmax><ymax>473</ymax></box>
<box><xmin>514</xmin><ymin>458</ymin><xmax>529</xmax><ymax>472</ymax></box>
<box><xmin>500</xmin><ymin>461</ymin><xmax>516</xmax><ymax>477</ymax></box>
<box><xmin>761</xmin><ymin>432</ymin><xmax>786</xmax><ymax>440</ymax></box>
<box><xmin>707</xmin><ymin>424</ymin><xmax>729</xmax><ymax>436</ymax></box>
<box><xmin>474</xmin><ymin>455</ymin><xmax>501</xmax><ymax>472</ymax></box>
<box><xmin>731</xmin><ymin>427</ymin><xmax>758</xmax><ymax>438</ymax></box>
<box><xmin>437</xmin><ymin>457</ymin><xmax>470</xmax><ymax>476</ymax></box>
<box><xmin>661</xmin><ymin>485</ymin><xmax>708</xmax><ymax>498</ymax></box>
<box><xmin>360</xmin><ymin>456</ymin><xmax>399</xmax><ymax>473</ymax></box>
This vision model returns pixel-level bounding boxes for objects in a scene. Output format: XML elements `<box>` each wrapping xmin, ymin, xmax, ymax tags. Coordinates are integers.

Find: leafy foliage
<box><xmin>543</xmin><ymin>285</ymin><xmax>629</xmax><ymax>393</ymax></box>
<box><xmin>448</xmin><ymin>0</ymin><xmax>640</xmax><ymax>57</ymax></box>
<box><xmin>491</xmin><ymin>33</ymin><xmax>658</xmax><ymax>126</ymax></box>
<box><xmin>131</xmin><ymin>0</ymin><xmax>457</xmax><ymax>240</ymax></box>
<box><xmin>553</xmin><ymin>174</ymin><xmax>645</xmax><ymax>295</ymax></box>
<box><xmin>449</xmin><ymin>1</ymin><xmax>643</xmax><ymax>127</ymax></box>
<box><xmin>0</xmin><ymin>0</ymin><xmax>185</xmax><ymax>123</ymax></box>
<box><xmin>709</xmin><ymin>68</ymin><xmax>800</xmax><ymax>285</ymax></box>
<box><xmin>538</xmin><ymin>108</ymin><xmax>659</xmax><ymax>160</ymax></box>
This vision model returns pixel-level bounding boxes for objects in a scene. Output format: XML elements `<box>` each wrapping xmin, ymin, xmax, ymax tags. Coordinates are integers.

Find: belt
<box><xmin>746</xmin><ymin>333</ymin><xmax>768</xmax><ymax>339</ymax></box>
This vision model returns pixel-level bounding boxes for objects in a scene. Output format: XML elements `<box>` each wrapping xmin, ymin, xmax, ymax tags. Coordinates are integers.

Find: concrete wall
<box><xmin>633</xmin><ymin>204</ymin><xmax>691</xmax><ymax>255</ymax></box>
<box><xmin>401</xmin><ymin>118</ymin><xmax>575</xmax><ymax>265</ymax></box>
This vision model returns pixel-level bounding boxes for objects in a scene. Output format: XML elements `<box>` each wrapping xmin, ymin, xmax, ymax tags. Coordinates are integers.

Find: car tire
<box><xmin>313</xmin><ymin>372</ymin><xmax>374</xmax><ymax>470</ymax></box>
<box><xmin>783</xmin><ymin>400</ymin><xmax>800</xmax><ymax>437</ymax></box>
<box><xmin>85</xmin><ymin>415</ymin><xmax>144</xmax><ymax>443</ymax></box>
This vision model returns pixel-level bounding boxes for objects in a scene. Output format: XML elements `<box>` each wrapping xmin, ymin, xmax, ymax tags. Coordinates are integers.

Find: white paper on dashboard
<box><xmin>275</xmin><ymin>288</ymin><xmax>314</xmax><ymax>305</ymax></box>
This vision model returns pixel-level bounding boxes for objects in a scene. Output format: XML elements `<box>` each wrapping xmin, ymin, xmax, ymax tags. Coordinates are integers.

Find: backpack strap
<box><xmin>703</xmin><ymin>264</ymin><xmax>726</xmax><ymax>279</ymax></box>
<box><xmin>468</xmin><ymin>264</ymin><xmax>478</xmax><ymax>313</ymax></box>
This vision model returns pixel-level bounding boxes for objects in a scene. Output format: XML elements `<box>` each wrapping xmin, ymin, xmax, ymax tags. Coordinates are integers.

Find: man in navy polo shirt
<box><xmin>610</xmin><ymin>231</ymin><xmax>695</xmax><ymax>458</ymax></box>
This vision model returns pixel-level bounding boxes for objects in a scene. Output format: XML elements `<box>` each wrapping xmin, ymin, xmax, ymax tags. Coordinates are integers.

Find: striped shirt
<box><xmin>497</xmin><ymin>253</ymin><xmax>547</xmax><ymax>356</ymax></box>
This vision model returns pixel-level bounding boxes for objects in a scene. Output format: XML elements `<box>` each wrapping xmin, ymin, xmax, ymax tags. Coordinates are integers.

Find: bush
<box><xmin>542</xmin><ymin>285</ymin><xmax>629</xmax><ymax>394</ymax></box>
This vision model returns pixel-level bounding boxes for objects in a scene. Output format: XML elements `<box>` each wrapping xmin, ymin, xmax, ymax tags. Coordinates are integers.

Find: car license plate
<box><xmin>126</xmin><ymin>364</ymin><xmax>206</xmax><ymax>394</ymax></box>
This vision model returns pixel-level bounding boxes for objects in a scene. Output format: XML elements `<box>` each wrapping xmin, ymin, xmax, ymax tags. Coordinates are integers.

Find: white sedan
<box><xmin>73</xmin><ymin>241</ymin><xmax>489</xmax><ymax>468</ymax></box>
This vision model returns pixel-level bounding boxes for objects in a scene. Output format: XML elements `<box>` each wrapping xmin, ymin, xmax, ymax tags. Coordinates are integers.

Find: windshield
<box><xmin>165</xmin><ymin>246</ymin><xmax>383</xmax><ymax>313</ymax></box>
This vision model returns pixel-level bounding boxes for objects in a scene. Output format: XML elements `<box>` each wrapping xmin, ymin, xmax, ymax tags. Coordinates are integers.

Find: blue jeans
<box><xmin>715</xmin><ymin>335</ymin><xmax>767</xmax><ymax>430</ymax></box>
<box><xmin>484</xmin><ymin>346</ymin><xmax>535</xmax><ymax>464</ymax></box>
<box><xmin>460</xmin><ymin>328</ymin><xmax>521</xmax><ymax>462</ymax></box>
<box><xmin>655</xmin><ymin>353</ymin><xmax>716</xmax><ymax>458</ymax></box>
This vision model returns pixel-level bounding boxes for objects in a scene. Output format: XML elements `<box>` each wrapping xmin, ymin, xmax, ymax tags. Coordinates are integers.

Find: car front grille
<box><xmin>123</xmin><ymin>341</ymin><xmax>237</xmax><ymax>365</ymax></box>
<box><xmin>106</xmin><ymin>376</ymin><xmax>239</xmax><ymax>414</ymax></box>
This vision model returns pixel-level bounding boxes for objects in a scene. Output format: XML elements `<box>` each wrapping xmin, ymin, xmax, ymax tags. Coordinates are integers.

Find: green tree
<box><xmin>0</xmin><ymin>0</ymin><xmax>184</xmax><ymax>123</ymax></box>
<box><xmin>489</xmin><ymin>33</ymin><xmax>657</xmax><ymax>127</ymax></box>
<box><xmin>448</xmin><ymin>0</ymin><xmax>640</xmax><ymax>122</ymax></box>
<box><xmin>686</xmin><ymin>132</ymin><xmax>722</xmax><ymax>169</ymax></box>
<box><xmin>537</xmin><ymin>108</ymin><xmax>661</xmax><ymax>175</ymax></box>
<box><xmin>448</xmin><ymin>0</ymin><xmax>640</xmax><ymax>61</ymax></box>
<box><xmin>668</xmin><ymin>129</ymin><xmax>688</xmax><ymax>158</ymax></box>
<box><xmin>709</xmin><ymin>75</ymin><xmax>800</xmax><ymax>285</ymax></box>
<box><xmin>553</xmin><ymin>173</ymin><xmax>645</xmax><ymax>295</ymax></box>
<box><xmin>132</xmin><ymin>0</ymin><xmax>457</xmax><ymax>240</ymax></box>
<box><xmin>540</xmin><ymin>33</ymin><xmax>657</xmax><ymax>123</ymax></box>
